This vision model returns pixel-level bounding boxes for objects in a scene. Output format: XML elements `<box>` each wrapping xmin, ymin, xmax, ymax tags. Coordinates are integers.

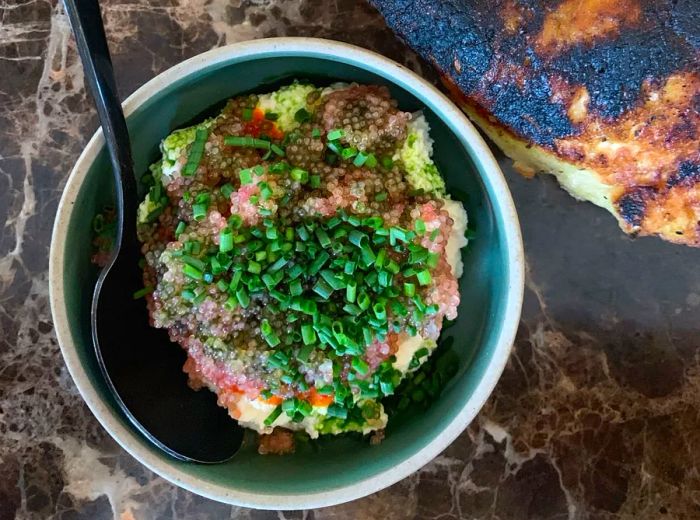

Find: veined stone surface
<box><xmin>1</xmin><ymin>1</ymin><xmax>700</xmax><ymax>519</ymax></box>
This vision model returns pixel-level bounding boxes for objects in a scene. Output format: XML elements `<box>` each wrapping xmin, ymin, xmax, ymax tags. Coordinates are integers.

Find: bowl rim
<box><xmin>49</xmin><ymin>37</ymin><xmax>524</xmax><ymax>509</ymax></box>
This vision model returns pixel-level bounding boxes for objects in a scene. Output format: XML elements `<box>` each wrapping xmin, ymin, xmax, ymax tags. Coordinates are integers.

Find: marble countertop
<box><xmin>2</xmin><ymin>1</ymin><xmax>699</xmax><ymax>518</ymax></box>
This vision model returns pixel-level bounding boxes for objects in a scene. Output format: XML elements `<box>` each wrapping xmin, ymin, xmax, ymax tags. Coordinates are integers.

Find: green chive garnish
<box><xmin>327</xmin><ymin>128</ymin><xmax>345</xmax><ymax>141</ymax></box>
<box><xmin>301</xmin><ymin>324</ymin><xmax>316</xmax><ymax>345</ymax></box>
<box><xmin>264</xmin><ymin>406</ymin><xmax>282</xmax><ymax>426</ymax></box>
<box><xmin>224</xmin><ymin>135</ymin><xmax>271</xmax><ymax>149</ymax></box>
<box><xmin>132</xmin><ymin>286</ymin><xmax>153</xmax><ymax>299</ymax></box>
<box><xmin>261</xmin><ymin>319</ymin><xmax>281</xmax><ymax>346</ymax></box>
<box><xmin>417</xmin><ymin>269</ymin><xmax>432</xmax><ymax>286</ymax></box>
<box><xmin>351</xmin><ymin>357</ymin><xmax>369</xmax><ymax>375</ymax></box>
<box><xmin>291</xmin><ymin>167</ymin><xmax>309</xmax><ymax>183</ymax></box>
<box><xmin>239</xmin><ymin>168</ymin><xmax>253</xmax><ymax>185</ymax></box>
<box><xmin>219</xmin><ymin>228</ymin><xmax>233</xmax><ymax>253</ymax></box>
<box><xmin>183</xmin><ymin>264</ymin><xmax>203</xmax><ymax>280</ymax></box>
<box><xmin>175</xmin><ymin>221</ymin><xmax>186</xmax><ymax>238</ymax></box>
<box><xmin>294</xmin><ymin>108</ymin><xmax>311</xmax><ymax>123</ymax></box>
<box><xmin>183</xmin><ymin>128</ymin><xmax>208</xmax><ymax>176</ymax></box>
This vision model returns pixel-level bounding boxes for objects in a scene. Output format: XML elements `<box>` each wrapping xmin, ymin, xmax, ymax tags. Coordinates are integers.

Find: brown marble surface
<box><xmin>2</xmin><ymin>1</ymin><xmax>700</xmax><ymax>518</ymax></box>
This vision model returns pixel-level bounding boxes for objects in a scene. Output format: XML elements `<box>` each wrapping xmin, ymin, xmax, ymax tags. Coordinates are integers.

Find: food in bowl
<box><xmin>135</xmin><ymin>81</ymin><xmax>468</xmax><ymax>451</ymax></box>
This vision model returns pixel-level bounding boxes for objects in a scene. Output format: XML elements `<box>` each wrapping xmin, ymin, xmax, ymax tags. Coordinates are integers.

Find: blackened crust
<box><xmin>371</xmin><ymin>0</ymin><xmax>699</xmax><ymax>145</ymax></box>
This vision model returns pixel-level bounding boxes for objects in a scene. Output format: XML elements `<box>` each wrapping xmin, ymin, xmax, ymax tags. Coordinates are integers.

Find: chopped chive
<box><xmin>425</xmin><ymin>303</ymin><xmax>439</xmax><ymax>315</ymax></box>
<box><xmin>320</xmin><ymin>269</ymin><xmax>345</xmax><ymax>290</ymax></box>
<box><xmin>183</xmin><ymin>128</ymin><xmax>208</xmax><ymax>176</ymax></box>
<box><xmin>229</xmin><ymin>270</ymin><xmax>242</xmax><ymax>292</ymax></box>
<box><xmin>192</xmin><ymin>203</ymin><xmax>207</xmax><ymax>221</ymax></box>
<box><xmin>301</xmin><ymin>324</ymin><xmax>317</xmax><ymax>345</ymax></box>
<box><xmin>261</xmin><ymin>319</ymin><xmax>281</xmax><ymax>347</ymax></box>
<box><xmin>403</xmin><ymin>282</ymin><xmax>416</xmax><ymax>297</ymax></box>
<box><xmin>310</xmin><ymin>174</ymin><xmax>321</xmax><ymax>188</ymax></box>
<box><xmin>348</xmin><ymin>230</ymin><xmax>368</xmax><ymax>248</ymax></box>
<box><xmin>297</xmin><ymin>226</ymin><xmax>310</xmax><ymax>241</ymax></box>
<box><xmin>311</xmin><ymin>128</ymin><xmax>321</xmax><ymax>139</ymax></box>
<box><xmin>183</xmin><ymin>264</ymin><xmax>203</xmax><ymax>280</ymax></box>
<box><xmin>344</xmin><ymin>261</ymin><xmax>356</xmax><ymax>275</ymax></box>
<box><xmin>239</xmin><ymin>168</ymin><xmax>253</xmax><ymax>185</ymax></box>
<box><xmin>132</xmin><ymin>286</ymin><xmax>153</xmax><ymax>299</ymax></box>
<box><xmin>365</xmin><ymin>153</ymin><xmax>377</xmax><ymax>168</ymax></box>
<box><xmin>259</xmin><ymin>182</ymin><xmax>273</xmax><ymax>201</ymax></box>
<box><xmin>351</xmin><ymin>357</ymin><xmax>369</xmax><ymax>375</ymax></box>
<box><xmin>362</xmin><ymin>327</ymin><xmax>373</xmax><ymax>345</ymax></box>
<box><xmin>327</xmin><ymin>128</ymin><xmax>345</xmax><ymax>141</ymax></box>
<box><xmin>313</xmin><ymin>279</ymin><xmax>334</xmax><ymax>299</ymax></box>
<box><xmin>417</xmin><ymin>269</ymin><xmax>432</xmax><ymax>286</ymax></box>
<box><xmin>341</xmin><ymin>147</ymin><xmax>357</xmax><ymax>160</ymax></box>
<box><xmin>308</xmin><ymin>251</ymin><xmax>330</xmax><ymax>275</ymax></box>
<box><xmin>236</xmin><ymin>287</ymin><xmax>250</xmax><ymax>308</ymax></box>
<box><xmin>315</xmin><ymin>227</ymin><xmax>331</xmax><ymax>248</ymax></box>
<box><xmin>346</xmin><ymin>281</ymin><xmax>357</xmax><ymax>303</ymax></box>
<box><xmin>294</xmin><ymin>108</ymin><xmax>311</xmax><ymax>123</ymax></box>
<box><xmin>271</xmin><ymin>144</ymin><xmax>285</xmax><ymax>157</ymax></box>
<box><xmin>261</xmin><ymin>273</ymin><xmax>278</xmax><ymax>290</ymax></box>
<box><xmin>224</xmin><ymin>135</ymin><xmax>271</xmax><ymax>149</ymax></box>
<box><xmin>264</xmin><ymin>406</ymin><xmax>282</xmax><ymax>426</ymax></box>
<box><xmin>219</xmin><ymin>228</ymin><xmax>233</xmax><ymax>253</ymax></box>
<box><xmin>241</xmin><ymin>108</ymin><xmax>253</xmax><ymax>121</ymax></box>
<box><xmin>415</xmin><ymin>218</ymin><xmax>426</xmax><ymax>235</ymax></box>
<box><xmin>247</xmin><ymin>260</ymin><xmax>261</xmax><ymax>274</ymax></box>
<box><xmin>363</xmin><ymin>216</ymin><xmax>383</xmax><ymax>229</ymax></box>
<box><xmin>357</xmin><ymin>292</ymin><xmax>371</xmax><ymax>311</ymax></box>
<box><xmin>297</xmin><ymin>343</ymin><xmax>314</xmax><ymax>363</ymax></box>
<box><xmin>374</xmin><ymin>249</ymin><xmax>386</xmax><ymax>269</ymax></box>
<box><xmin>288</xmin><ymin>264</ymin><xmax>304</xmax><ymax>280</ymax></box>
<box><xmin>353</xmin><ymin>151</ymin><xmax>368</xmax><ymax>167</ymax></box>
<box><xmin>380</xmin><ymin>155</ymin><xmax>394</xmax><ymax>169</ymax></box>
<box><xmin>264</xmin><ymin>111</ymin><xmax>279</xmax><ymax>121</ymax></box>
<box><xmin>327</xmin><ymin>403</ymin><xmax>347</xmax><ymax>419</ymax></box>
<box><xmin>290</xmin><ymin>167</ymin><xmax>309</xmax><ymax>183</ymax></box>
<box><xmin>220</xmin><ymin>183</ymin><xmax>235</xmax><ymax>199</ymax></box>
<box><xmin>373</xmin><ymin>302</ymin><xmax>387</xmax><ymax>321</ymax></box>
<box><xmin>289</xmin><ymin>279</ymin><xmax>303</xmax><ymax>296</ymax></box>
<box><xmin>378</xmin><ymin>270</ymin><xmax>392</xmax><ymax>287</ymax></box>
<box><xmin>300</xmin><ymin>299</ymin><xmax>317</xmax><ymax>315</ymax></box>
<box><xmin>228</xmin><ymin>214</ymin><xmax>243</xmax><ymax>229</ymax></box>
<box><xmin>267</xmin><ymin>257</ymin><xmax>288</xmax><ymax>272</ymax></box>
<box><xmin>386</xmin><ymin>259</ymin><xmax>400</xmax><ymax>274</ymax></box>
<box><xmin>426</xmin><ymin>252</ymin><xmax>440</xmax><ymax>268</ymax></box>
<box><xmin>269</xmin><ymin>161</ymin><xmax>289</xmax><ymax>174</ymax></box>
<box><xmin>175</xmin><ymin>221</ymin><xmax>186</xmax><ymax>238</ymax></box>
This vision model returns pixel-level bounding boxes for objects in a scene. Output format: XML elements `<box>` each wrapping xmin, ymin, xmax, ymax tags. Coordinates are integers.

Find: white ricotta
<box><xmin>442</xmin><ymin>198</ymin><xmax>469</xmax><ymax>278</ymax></box>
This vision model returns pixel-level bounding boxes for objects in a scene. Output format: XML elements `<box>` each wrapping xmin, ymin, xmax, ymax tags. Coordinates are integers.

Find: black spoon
<box><xmin>63</xmin><ymin>0</ymin><xmax>244</xmax><ymax>463</ymax></box>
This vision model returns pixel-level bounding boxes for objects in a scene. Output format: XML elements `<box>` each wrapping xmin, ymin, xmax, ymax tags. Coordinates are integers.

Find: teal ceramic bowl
<box><xmin>49</xmin><ymin>38</ymin><xmax>524</xmax><ymax>509</ymax></box>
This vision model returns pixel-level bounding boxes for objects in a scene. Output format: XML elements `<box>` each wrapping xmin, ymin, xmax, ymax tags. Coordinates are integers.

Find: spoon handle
<box><xmin>63</xmin><ymin>0</ymin><xmax>138</xmax><ymax>249</ymax></box>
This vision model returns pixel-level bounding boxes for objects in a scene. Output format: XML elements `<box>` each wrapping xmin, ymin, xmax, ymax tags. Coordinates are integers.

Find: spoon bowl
<box><xmin>64</xmin><ymin>0</ymin><xmax>243</xmax><ymax>463</ymax></box>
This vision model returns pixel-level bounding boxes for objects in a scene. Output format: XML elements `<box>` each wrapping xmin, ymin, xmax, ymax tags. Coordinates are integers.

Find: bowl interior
<box><xmin>59</xmin><ymin>52</ymin><xmax>514</xmax><ymax>499</ymax></box>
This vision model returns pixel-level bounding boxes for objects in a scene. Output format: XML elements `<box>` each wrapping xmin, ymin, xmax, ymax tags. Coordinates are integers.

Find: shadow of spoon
<box><xmin>63</xmin><ymin>0</ymin><xmax>244</xmax><ymax>463</ymax></box>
